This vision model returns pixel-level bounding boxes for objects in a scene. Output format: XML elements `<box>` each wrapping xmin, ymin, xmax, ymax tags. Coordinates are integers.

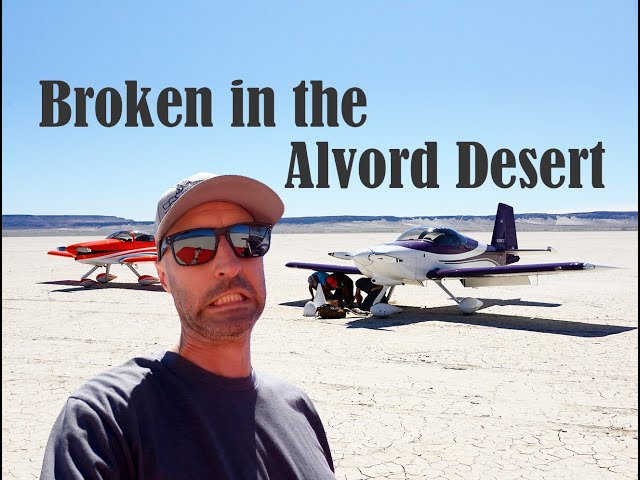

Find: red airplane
<box><xmin>47</xmin><ymin>230</ymin><xmax>159</xmax><ymax>287</ymax></box>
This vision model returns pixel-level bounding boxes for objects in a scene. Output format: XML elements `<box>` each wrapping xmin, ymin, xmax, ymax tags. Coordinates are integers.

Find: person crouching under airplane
<box><xmin>355</xmin><ymin>277</ymin><xmax>389</xmax><ymax>312</ymax></box>
<box><xmin>325</xmin><ymin>273</ymin><xmax>355</xmax><ymax>307</ymax></box>
<box><xmin>308</xmin><ymin>271</ymin><xmax>331</xmax><ymax>301</ymax></box>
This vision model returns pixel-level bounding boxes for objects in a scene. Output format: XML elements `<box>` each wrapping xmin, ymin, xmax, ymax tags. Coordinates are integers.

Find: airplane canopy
<box><xmin>396</xmin><ymin>226</ymin><xmax>468</xmax><ymax>247</ymax></box>
<box><xmin>106</xmin><ymin>230</ymin><xmax>155</xmax><ymax>242</ymax></box>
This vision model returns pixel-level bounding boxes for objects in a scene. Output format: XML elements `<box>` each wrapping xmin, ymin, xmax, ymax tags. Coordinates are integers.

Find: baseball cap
<box><xmin>155</xmin><ymin>173</ymin><xmax>285</xmax><ymax>244</ymax></box>
<box><xmin>326</xmin><ymin>276</ymin><xmax>338</xmax><ymax>288</ymax></box>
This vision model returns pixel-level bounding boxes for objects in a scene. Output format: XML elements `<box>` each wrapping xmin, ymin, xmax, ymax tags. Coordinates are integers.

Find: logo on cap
<box><xmin>161</xmin><ymin>180</ymin><xmax>199</xmax><ymax>213</ymax></box>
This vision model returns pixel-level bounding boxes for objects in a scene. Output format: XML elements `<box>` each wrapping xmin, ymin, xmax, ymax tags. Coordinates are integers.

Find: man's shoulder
<box><xmin>255</xmin><ymin>371</ymin><xmax>317</xmax><ymax>409</ymax></box>
<box><xmin>70</xmin><ymin>351</ymin><xmax>166</xmax><ymax>411</ymax></box>
<box><xmin>255</xmin><ymin>370</ymin><xmax>301</xmax><ymax>392</ymax></box>
<box><xmin>253</xmin><ymin>371</ymin><xmax>331</xmax><ymax>459</ymax></box>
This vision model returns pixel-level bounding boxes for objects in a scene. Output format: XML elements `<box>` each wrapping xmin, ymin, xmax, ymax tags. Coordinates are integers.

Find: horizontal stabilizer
<box><xmin>285</xmin><ymin>261</ymin><xmax>361</xmax><ymax>275</ymax></box>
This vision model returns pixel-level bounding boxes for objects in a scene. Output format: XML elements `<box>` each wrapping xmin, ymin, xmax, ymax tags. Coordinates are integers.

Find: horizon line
<box><xmin>2</xmin><ymin>208</ymin><xmax>639</xmax><ymax>223</ymax></box>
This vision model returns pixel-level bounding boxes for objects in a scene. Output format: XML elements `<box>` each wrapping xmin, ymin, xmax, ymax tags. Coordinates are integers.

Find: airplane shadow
<box><xmin>345</xmin><ymin>305</ymin><xmax>636</xmax><ymax>338</ymax></box>
<box><xmin>476</xmin><ymin>297</ymin><xmax>562</xmax><ymax>308</ymax></box>
<box><xmin>39</xmin><ymin>280</ymin><xmax>165</xmax><ymax>293</ymax></box>
<box><xmin>279</xmin><ymin>297</ymin><xmax>562</xmax><ymax>310</ymax></box>
<box><xmin>279</xmin><ymin>299</ymin><xmax>312</xmax><ymax>307</ymax></box>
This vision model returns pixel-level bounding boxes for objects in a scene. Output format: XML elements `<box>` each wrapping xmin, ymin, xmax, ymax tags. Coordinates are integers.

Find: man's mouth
<box><xmin>211</xmin><ymin>293</ymin><xmax>246</xmax><ymax>306</ymax></box>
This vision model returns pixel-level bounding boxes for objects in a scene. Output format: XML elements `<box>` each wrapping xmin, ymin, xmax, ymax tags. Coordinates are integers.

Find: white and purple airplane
<box><xmin>286</xmin><ymin>204</ymin><xmax>612</xmax><ymax>315</ymax></box>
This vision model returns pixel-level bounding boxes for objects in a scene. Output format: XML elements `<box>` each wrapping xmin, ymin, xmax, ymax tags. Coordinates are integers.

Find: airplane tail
<box><xmin>491</xmin><ymin>203</ymin><xmax>519</xmax><ymax>263</ymax></box>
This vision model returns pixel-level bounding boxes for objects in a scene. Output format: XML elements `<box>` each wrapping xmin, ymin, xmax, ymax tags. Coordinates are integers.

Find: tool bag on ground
<box><xmin>316</xmin><ymin>304</ymin><xmax>347</xmax><ymax>319</ymax></box>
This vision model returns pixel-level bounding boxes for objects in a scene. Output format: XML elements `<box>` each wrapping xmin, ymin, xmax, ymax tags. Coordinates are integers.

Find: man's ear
<box><xmin>155</xmin><ymin>261</ymin><xmax>171</xmax><ymax>293</ymax></box>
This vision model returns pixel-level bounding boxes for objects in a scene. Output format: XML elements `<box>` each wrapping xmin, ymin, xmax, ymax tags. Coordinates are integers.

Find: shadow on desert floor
<box><xmin>345</xmin><ymin>305</ymin><xmax>636</xmax><ymax>337</ymax></box>
<box><xmin>280</xmin><ymin>298</ymin><xmax>636</xmax><ymax>338</ymax></box>
<box><xmin>39</xmin><ymin>280</ymin><xmax>165</xmax><ymax>293</ymax></box>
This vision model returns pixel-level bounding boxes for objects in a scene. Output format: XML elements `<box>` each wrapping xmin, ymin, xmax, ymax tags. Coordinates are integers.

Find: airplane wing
<box><xmin>121</xmin><ymin>256</ymin><xmax>157</xmax><ymax>263</ymax></box>
<box><xmin>285</xmin><ymin>261</ymin><xmax>362</xmax><ymax>275</ymax></box>
<box><xmin>429</xmin><ymin>262</ymin><xmax>612</xmax><ymax>279</ymax></box>
<box><xmin>47</xmin><ymin>251</ymin><xmax>74</xmax><ymax>258</ymax></box>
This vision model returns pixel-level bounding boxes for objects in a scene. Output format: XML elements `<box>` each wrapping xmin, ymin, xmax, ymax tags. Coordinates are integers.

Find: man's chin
<box><xmin>194</xmin><ymin>320</ymin><xmax>256</xmax><ymax>343</ymax></box>
<box><xmin>189</xmin><ymin>305</ymin><xmax>262</xmax><ymax>342</ymax></box>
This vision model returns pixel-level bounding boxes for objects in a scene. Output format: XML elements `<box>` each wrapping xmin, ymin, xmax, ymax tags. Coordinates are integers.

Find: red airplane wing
<box><xmin>47</xmin><ymin>251</ymin><xmax>74</xmax><ymax>258</ymax></box>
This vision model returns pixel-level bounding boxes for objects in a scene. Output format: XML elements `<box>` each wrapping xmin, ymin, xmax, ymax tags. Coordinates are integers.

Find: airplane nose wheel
<box><xmin>80</xmin><ymin>265</ymin><xmax>101</xmax><ymax>287</ymax></box>
<box><xmin>369</xmin><ymin>286</ymin><xmax>403</xmax><ymax>317</ymax></box>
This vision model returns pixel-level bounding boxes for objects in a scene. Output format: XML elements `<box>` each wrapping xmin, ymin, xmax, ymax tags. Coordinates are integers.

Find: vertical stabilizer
<box><xmin>491</xmin><ymin>203</ymin><xmax>518</xmax><ymax>251</ymax></box>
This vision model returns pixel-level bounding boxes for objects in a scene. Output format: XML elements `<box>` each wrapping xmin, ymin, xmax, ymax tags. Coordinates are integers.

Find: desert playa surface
<box><xmin>2</xmin><ymin>231</ymin><xmax>638</xmax><ymax>479</ymax></box>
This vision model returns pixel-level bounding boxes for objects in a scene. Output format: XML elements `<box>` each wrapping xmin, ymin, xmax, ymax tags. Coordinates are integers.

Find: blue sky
<box><xmin>3</xmin><ymin>1</ymin><xmax>637</xmax><ymax>220</ymax></box>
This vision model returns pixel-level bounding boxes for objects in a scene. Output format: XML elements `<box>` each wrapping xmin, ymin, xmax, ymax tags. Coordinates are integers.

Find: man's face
<box><xmin>155</xmin><ymin>201</ymin><xmax>267</xmax><ymax>343</ymax></box>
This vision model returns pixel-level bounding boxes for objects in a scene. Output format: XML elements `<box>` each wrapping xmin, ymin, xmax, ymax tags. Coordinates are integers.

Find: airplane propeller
<box><xmin>329</xmin><ymin>252</ymin><xmax>355</xmax><ymax>260</ymax></box>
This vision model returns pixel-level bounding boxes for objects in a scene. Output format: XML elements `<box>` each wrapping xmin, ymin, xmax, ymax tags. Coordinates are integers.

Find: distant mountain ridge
<box><xmin>280</xmin><ymin>211</ymin><xmax>637</xmax><ymax>224</ymax></box>
<box><xmin>2</xmin><ymin>211</ymin><xmax>637</xmax><ymax>235</ymax></box>
<box><xmin>2</xmin><ymin>215</ymin><xmax>147</xmax><ymax>229</ymax></box>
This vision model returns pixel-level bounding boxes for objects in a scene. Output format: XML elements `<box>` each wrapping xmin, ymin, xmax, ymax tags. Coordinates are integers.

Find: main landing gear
<box><xmin>79</xmin><ymin>264</ymin><xmax>159</xmax><ymax>287</ymax></box>
<box><xmin>433</xmin><ymin>280</ymin><xmax>483</xmax><ymax>314</ymax></box>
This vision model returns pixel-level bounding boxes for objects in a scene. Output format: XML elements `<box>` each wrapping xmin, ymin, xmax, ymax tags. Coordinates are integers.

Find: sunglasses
<box><xmin>159</xmin><ymin>223</ymin><xmax>272</xmax><ymax>266</ymax></box>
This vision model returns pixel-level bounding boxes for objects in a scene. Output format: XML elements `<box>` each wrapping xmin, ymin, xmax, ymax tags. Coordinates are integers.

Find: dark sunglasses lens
<box><xmin>227</xmin><ymin>224</ymin><xmax>271</xmax><ymax>257</ymax></box>
<box><xmin>172</xmin><ymin>231</ymin><xmax>217</xmax><ymax>266</ymax></box>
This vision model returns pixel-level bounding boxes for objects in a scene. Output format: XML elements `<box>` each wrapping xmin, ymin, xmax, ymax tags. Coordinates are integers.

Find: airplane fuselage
<box><xmin>62</xmin><ymin>239</ymin><xmax>156</xmax><ymax>266</ymax></box>
<box><xmin>74</xmin><ymin>247</ymin><xmax>156</xmax><ymax>265</ymax></box>
<box><xmin>352</xmin><ymin>239</ymin><xmax>508</xmax><ymax>285</ymax></box>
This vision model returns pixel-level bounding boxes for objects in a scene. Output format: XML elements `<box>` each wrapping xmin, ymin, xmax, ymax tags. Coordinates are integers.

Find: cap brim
<box><xmin>156</xmin><ymin>175</ymin><xmax>284</xmax><ymax>241</ymax></box>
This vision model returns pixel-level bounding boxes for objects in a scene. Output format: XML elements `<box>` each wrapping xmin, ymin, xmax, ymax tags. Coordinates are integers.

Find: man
<box><xmin>355</xmin><ymin>277</ymin><xmax>388</xmax><ymax>312</ymax></box>
<box><xmin>325</xmin><ymin>273</ymin><xmax>354</xmax><ymax>307</ymax></box>
<box><xmin>41</xmin><ymin>173</ymin><xmax>335</xmax><ymax>479</ymax></box>
<box><xmin>308</xmin><ymin>270</ymin><xmax>330</xmax><ymax>300</ymax></box>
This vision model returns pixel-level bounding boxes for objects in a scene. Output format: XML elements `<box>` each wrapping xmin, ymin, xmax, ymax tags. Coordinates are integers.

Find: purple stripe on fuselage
<box><xmin>387</xmin><ymin>239</ymin><xmax>479</xmax><ymax>255</ymax></box>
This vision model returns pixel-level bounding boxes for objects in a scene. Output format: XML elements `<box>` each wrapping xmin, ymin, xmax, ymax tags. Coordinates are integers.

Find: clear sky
<box><xmin>3</xmin><ymin>1</ymin><xmax>637</xmax><ymax>220</ymax></box>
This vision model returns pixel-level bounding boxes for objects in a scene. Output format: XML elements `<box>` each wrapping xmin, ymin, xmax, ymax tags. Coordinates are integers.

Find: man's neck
<box><xmin>172</xmin><ymin>332</ymin><xmax>252</xmax><ymax>378</ymax></box>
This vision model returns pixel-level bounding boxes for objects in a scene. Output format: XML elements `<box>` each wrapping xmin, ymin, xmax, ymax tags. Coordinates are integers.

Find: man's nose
<box><xmin>210</xmin><ymin>237</ymin><xmax>241</xmax><ymax>278</ymax></box>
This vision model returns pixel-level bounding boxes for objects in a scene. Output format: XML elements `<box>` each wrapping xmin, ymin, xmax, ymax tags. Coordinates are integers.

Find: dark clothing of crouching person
<box><xmin>355</xmin><ymin>277</ymin><xmax>389</xmax><ymax>312</ymax></box>
<box><xmin>325</xmin><ymin>273</ymin><xmax>355</xmax><ymax>307</ymax></box>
